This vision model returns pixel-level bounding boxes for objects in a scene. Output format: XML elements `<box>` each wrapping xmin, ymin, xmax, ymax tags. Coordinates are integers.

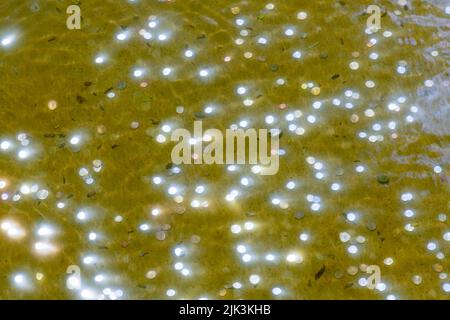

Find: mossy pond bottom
<box><xmin>0</xmin><ymin>0</ymin><xmax>449</xmax><ymax>299</ymax></box>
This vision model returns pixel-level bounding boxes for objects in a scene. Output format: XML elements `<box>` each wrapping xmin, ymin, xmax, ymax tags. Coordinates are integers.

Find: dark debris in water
<box><xmin>315</xmin><ymin>265</ymin><xmax>326</xmax><ymax>280</ymax></box>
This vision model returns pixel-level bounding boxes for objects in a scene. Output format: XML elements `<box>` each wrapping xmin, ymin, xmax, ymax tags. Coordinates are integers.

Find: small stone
<box><xmin>117</xmin><ymin>81</ymin><xmax>127</xmax><ymax>90</ymax></box>
<box><xmin>156</xmin><ymin>231</ymin><xmax>166</xmax><ymax>241</ymax></box>
<box><xmin>30</xmin><ymin>2</ymin><xmax>40</xmax><ymax>12</ymax></box>
<box><xmin>131</xmin><ymin>121</ymin><xmax>140</xmax><ymax>129</ymax></box>
<box><xmin>176</xmin><ymin>106</ymin><xmax>184</xmax><ymax>114</ymax></box>
<box><xmin>311</xmin><ymin>87</ymin><xmax>321</xmax><ymax>95</ymax></box>
<box><xmin>433</xmin><ymin>264</ymin><xmax>443</xmax><ymax>273</ymax></box>
<box><xmin>334</xmin><ymin>270</ymin><xmax>344</xmax><ymax>279</ymax></box>
<box><xmin>175</xmin><ymin>206</ymin><xmax>186</xmax><ymax>215</ymax></box>
<box><xmin>97</xmin><ymin>125</ymin><xmax>106</xmax><ymax>135</ymax></box>
<box><xmin>347</xmin><ymin>266</ymin><xmax>358</xmax><ymax>275</ymax></box>
<box><xmin>37</xmin><ymin>189</ymin><xmax>49</xmax><ymax>200</ymax></box>
<box><xmin>412</xmin><ymin>275</ymin><xmax>422</xmax><ymax>285</ymax></box>
<box><xmin>146</xmin><ymin>270</ymin><xmax>157</xmax><ymax>279</ymax></box>
<box><xmin>191</xmin><ymin>235</ymin><xmax>201</xmax><ymax>243</ymax></box>
<box><xmin>244</xmin><ymin>51</ymin><xmax>253</xmax><ymax>59</ymax></box>
<box><xmin>295</xmin><ymin>212</ymin><xmax>305</xmax><ymax>220</ymax></box>
<box><xmin>48</xmin><ymin>100</ymin><xmax>58</xmax><ymax>110</ymax></box>
<box><xmin>297</xmin><ymin>12</ymin><xmax>307</xmax><ymax>20</ymax></box>
<box><xmin>270</xmin><ymin>64</ymin><xmax>279</xmax><ymax>72</ymax></box>
<box><xmin>93</xmin><ymin>159</ymin><xmax>102</xmax><ymax>168</ymax></box>
<box><xmin>230</xmin><ymin>7</ymin><xmax>240</xmax><ymax>15</ymax></box>
<box><xmin>377</xmin><ymin>174</ymin><xmax>390</xmax><ymax>185</ymax></box>
<box><xmin>366</xmin><ymin>222</ymin><xmax>377</xmax><ymax>231</ymax></box>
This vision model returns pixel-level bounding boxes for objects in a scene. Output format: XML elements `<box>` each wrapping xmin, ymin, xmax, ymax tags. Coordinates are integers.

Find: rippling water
<box><xmin>0</xmin><ymin>0</ymin><xmax>448</xmax><ymax>299</ymax></box>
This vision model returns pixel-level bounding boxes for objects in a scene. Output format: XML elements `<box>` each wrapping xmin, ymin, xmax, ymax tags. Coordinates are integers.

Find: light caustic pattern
<box><xmin>0</xmin><ymin>0</ymin><xmax>449</xmax><ymax>299</ymax></box>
